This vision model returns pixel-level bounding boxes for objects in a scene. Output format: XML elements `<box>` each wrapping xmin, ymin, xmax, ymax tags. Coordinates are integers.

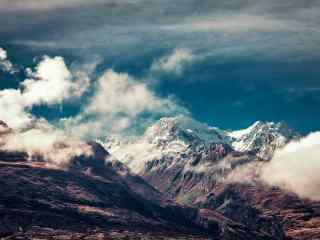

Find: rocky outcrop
<box><xmin>197</xmin><ymin>183</ymin><xmax>320</xmax><ymax>240</ymax></box>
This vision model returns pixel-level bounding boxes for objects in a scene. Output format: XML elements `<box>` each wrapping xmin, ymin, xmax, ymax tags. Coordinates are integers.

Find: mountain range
<box><xmin>1</xmin><ymin>117</ymin><xmax>319</xmax><ymax>239</ymax></box>
<box><xmin>102</xmin><ymin>116</ymin><xmax>299</xmax><ymax>205</ymax></box>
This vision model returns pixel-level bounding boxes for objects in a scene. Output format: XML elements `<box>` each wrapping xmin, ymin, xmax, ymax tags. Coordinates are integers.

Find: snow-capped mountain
<box><xmin>102</xmin><ymin>116</ymin><xmax>232</xmax><ymax>174</ymax></box>
<box><xmin>228</xmin><ymin>121</ymin><xmax>300</xmax><ymax>160</ymax></box>
<box><xmin>103</xmin><ymin>117</ymin><xmax>299</xmax><ymax>174</ymax></box>
<box><xmin>102</xmin><ymin>116</ymin><xmax>299</xmax><ymax>204</ymax></box>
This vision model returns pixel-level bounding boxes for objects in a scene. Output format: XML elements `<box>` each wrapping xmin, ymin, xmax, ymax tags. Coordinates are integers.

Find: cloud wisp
<box><xmin>151</xmin><ymin>48</ymin><xmax>194</xmax><ymax>75</ymax></box>
<box><xmin>162</xmin><ymin>13</ymin><xmax>315</xmax><ymax>33</ymax></box>
<box><xmin>0</xmin><ymin>0</ymin><xmax>139</xmax><ymax>12</ymax></box>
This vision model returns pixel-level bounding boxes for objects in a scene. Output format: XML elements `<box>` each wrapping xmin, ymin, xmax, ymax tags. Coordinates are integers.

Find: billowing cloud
<box><xmin>0</xmin><ymin>52</ymin><xmax>91</xmax><ymax>129</ymax></box>
<box><xmin>0</xmin><ymin>89</ymin><xmax>32</xmax><ymax>128</ymax></box>
<box><xmin>0</xmin><ymin>47</ymin><xmax>14</xmax><ymax>73</ymax></box>
<box><xmin>151</xmin><ymin>49</ymin><xmax>194</xmax><ymax>75</ymax></box>
<box><xmin>261</xmin><ymin>132</ymin><xmax>320</xmax><ymax>201</ymax></box>
<box><xmin>22</xmin><ymin>56</ymin><xmax>89</xmax><ymax>106</ymax></box>
<box><xmin>62</xmin><ymin>69</ymin><xmax>188</xmax><ymax>138</ymax></box>
<box><xmin>86</xmin><ymin>69</ymin><xmax>164</xmax><ymax>116</ymax></box>
<box><xmin>0</xmin><ymin>47</ymin><xmax>187</xmax><ymax>139</ymax></box>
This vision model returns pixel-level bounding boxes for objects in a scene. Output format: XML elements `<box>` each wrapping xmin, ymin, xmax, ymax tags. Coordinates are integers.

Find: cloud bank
<box><xmin>261</xmin><ymin>132</ymin><xmax>320</xmax><ymax>201</ymax></box>
<box><xmin>0</xmin><ymin>120</ymin><xmax>93</xmax><ymax>168</ymax></box>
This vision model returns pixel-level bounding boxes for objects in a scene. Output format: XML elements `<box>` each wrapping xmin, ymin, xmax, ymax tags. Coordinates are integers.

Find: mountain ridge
<box><xmin>1</xmin><ymin>117</ymin><xmax>317</xmax><ymax>239</ymax></box>
<box><xmin>0</xmin><ymin>120</ymin><xmax>279</xmax><ymax>239</ymax></box>
<box><xmin>103</xmin><ymin>116</ymin><xmax>299</xmax><ymax>175</ymax></box>
<box><xmin>101</xmin><ymin>116</ymin><xmax>318</xmax><ymax>239</ymax></box>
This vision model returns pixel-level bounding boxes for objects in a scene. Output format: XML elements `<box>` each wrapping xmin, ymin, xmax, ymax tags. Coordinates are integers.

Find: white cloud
<box><xmin>0</xmin><ymin>48</ymin><xmax>186</xmax><ymax>140</ymax></box>
<box><xmin>261</xmin><ymin>132</ymin><xmax>320</xmax><ymax>201</ymax></box>
<box><xmin>86</xmin><ymin>69</ymin><xmax>163</xmax><ymax>117</ymax></box>
<box><xmin>0</xmin><ymin>48</ymin><xmax>8</xmax><ymax>60</ymax></box>
<box><xmin>0</xmin><ymin>54</ymin><xmax>91</xmax><ymax>129</ymax></box>
<box><xmin>62</xmin><ymin>69</ymin><xmax>188</xmax><ymax>139</ymax></box>
<box><xmin>0</xmin><ymin>47</ymin><xmax>14</xmax><ymax>73</ymax></box>
<box><xmin>0</xmin><ymin>89</ymin><xmax>32</xmax><ymax>128</ymax></box>
<box><xmin>22</xmin><ymin>56</ymin><xmax>89</xmax><ymax>106</ymax></box>
<box><xmin>1</xmin><ymin>120</ymin><xmax>94</xmax><ymax>168</ymax></box>
<box><xmin>151</xmin><ymin>49</ymin><xmax>194</xmax><ymax>75</ymax></box>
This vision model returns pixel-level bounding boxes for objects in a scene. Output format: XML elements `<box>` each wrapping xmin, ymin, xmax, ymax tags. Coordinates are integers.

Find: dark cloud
<box><xmin>0</xmin><ymin>0</ymin><xmax>139</xmax><ymax>11</ymax></box>
<box><xmin>0</xmin><ymin>0</ymin><xmax>319</xmax><ymax>134</ymax></box>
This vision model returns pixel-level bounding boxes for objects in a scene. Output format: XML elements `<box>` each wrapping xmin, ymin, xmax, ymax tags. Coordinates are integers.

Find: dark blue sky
<box><xmin>0</xmin><ymin>0</ymin><xmax>319</xmax><ymax>135</ymax></box>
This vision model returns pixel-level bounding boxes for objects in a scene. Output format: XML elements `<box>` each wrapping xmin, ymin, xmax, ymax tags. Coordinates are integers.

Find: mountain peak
<box><xmin>229</xmin><ymin>120</ymin><xmax>299</xmax><ymax>159</ymax></box>
<box><xmin>103</xmin><ymin>116</ymin><xmax>299</xmax><ymax>175</ymax></box>
<box><xmin>144</xmin><ymin>116</ymin><xmax>229</xmax><ymax>146</ymax></box>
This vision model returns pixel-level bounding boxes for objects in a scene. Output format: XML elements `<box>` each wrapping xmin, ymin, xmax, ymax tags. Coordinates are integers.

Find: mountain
<box><xmin>0</xmin><ymin>122</ymin><xmax>278</xmax><ymax>240</ymax></box>
<box><xmin>102</xmin><ymin>116</ymin><xmax>319</xmax><ymax>239</ymax></box>
<box><xmin>102</xmin><ymin>116</ymin><xmax>232</xmax><ymax>174</ymax></box>
<box><xmin>105</xmin><ymin>117</ymin><xmax>299</xmax><ymax>174</ymax></box>
<box><xmin>228</xmin><ymin>121</ymin><xmax>300</xmax><ymax>160</ymax></box>
<box><xmin>103</xmin><ymin>117</ymin><xmax>298</xmax><ymax>204</ymax></box>
<box><xmin>1</xmin><ymin>117</ymin><xmax>314</xmax><ymax>239</ymax></box>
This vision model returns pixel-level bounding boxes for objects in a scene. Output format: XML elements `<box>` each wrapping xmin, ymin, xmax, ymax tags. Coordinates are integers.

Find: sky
<box><xmin>0</xmin><ymin>0</ymin><xmax>319</xmax><ymax>137</ymax></box>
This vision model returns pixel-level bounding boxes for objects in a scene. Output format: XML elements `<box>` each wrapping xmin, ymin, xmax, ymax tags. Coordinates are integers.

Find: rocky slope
<box><xmin>0</xmin><ymin>122</ymin><xmax>278</xmax><ymax>240</ymax></box>
<box><xmin>196</xmin><ymin>183</ymin><xmax>320</xmax><ymax>240</ymax></box>
<box><xmin>1</xmin><ymin>117</ymin><xmax>315</xmax><ymax>239</ymax></box>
